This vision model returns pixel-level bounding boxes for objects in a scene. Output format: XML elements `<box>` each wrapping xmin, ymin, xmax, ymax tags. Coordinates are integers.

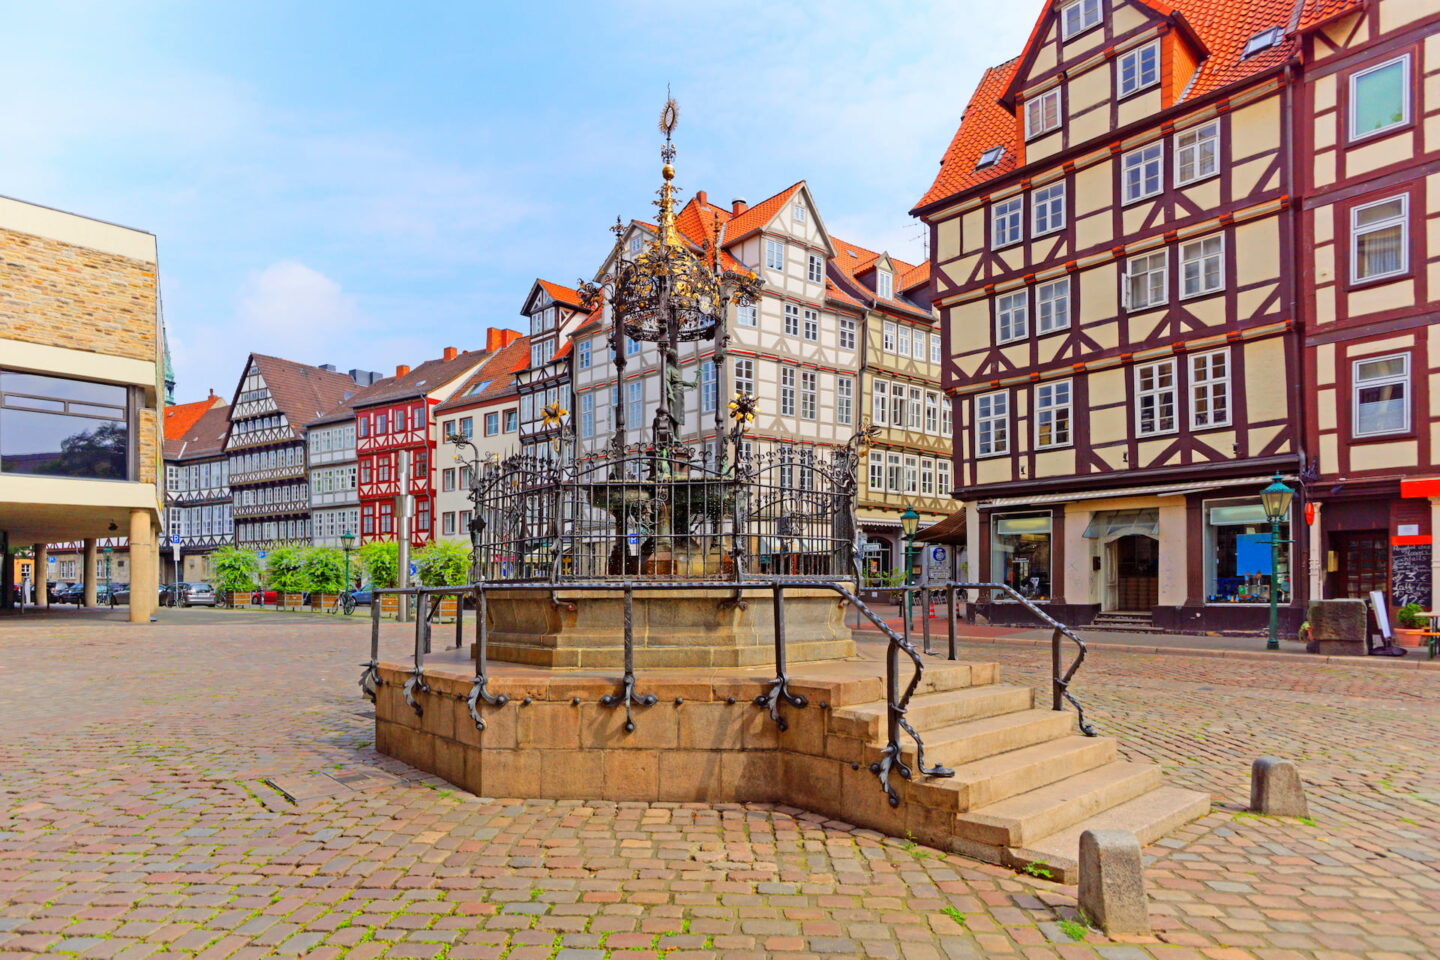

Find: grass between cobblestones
<box><xmin>1</xmin><ymin>610</ymin><xmax>1437</xmax><ymax>959</ymax></box>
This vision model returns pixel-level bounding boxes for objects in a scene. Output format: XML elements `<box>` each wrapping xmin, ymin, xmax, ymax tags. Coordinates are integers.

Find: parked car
<box><xmin>347</xmin><ymin>585</ymin><xmax>373</xmax><ymax>606</ymax></box>
<box><xmin>162</xmin><ymin>582</ymin><xmax>217</xmax><ymax>607</ymax></box>
<box><xmin>250</xmin><ymin>589</ymin><xmax>279</xmax><ymax>605</ymax></box>
<box><xmin>54</xmin><ymin>583</ymin><xmax>84</xmax><ymax>604</ymax></box>
<box><xmin>97</xmin><ymin>583</ymin><xmax>129</xmax><ymax>605</ymax></box>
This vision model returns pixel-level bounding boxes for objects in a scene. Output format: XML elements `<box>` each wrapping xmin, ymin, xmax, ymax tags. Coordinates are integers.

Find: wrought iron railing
<box><xmin>360</xmin><ymin>578</ymin><xmax>1094</xmax><ymax>807</ymax></box>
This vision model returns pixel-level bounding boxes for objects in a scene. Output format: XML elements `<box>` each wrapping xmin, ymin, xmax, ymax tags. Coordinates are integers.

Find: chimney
<box><xmin>486</xmin><ymin>327</ymin><xmax>522</xmax><ymax>351</ymax></box>
<box><xmin>395</xmin><ymin>364</ymin><xmax>410</xmax><ymax>378</ymax></box>
<box><xmin>442</xmin><ymin>346</ymin><xmax>458</xmax><ymax>362</ymax></box>
<box><xmin>695</xmin><ymin>190</ymin><xmax>707</xmax><ymax>207</ymax></box>
<box><xmin>318</xmin><ymin>363</ymin><xmax>337</xmax><ymax>372</ymax></box>
<box><xmin>731</xmin><ymin>197</ymin><xmax>748</xmax><ymax>215</ymax></box>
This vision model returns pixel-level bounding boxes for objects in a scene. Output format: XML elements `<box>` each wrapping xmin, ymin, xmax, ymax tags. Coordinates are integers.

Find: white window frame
<box><xmin>925</xmin><ymin>392</ymin><xmax>939</xmax><ymax>434</ymax></box>
<box><xmin>1179</xmin><ymin>234</ymin><xmax>1224</xmax><ymax>299</ymax></box>
<box><xmin>736</xmin><ymin>304</ymin><xmax>758</xmax><ymax>327</ymax></box>
<box><xmin>920</xmin><ymin>458</ymin><xmax>935</xmax><ymax>497</ymax></box>
<box><xmin>734</xmin><ymin>358</ymin><xmax>755</xmax><ymax>396</ymax></box>
<box><xmin>1034</xmin><ymin>379</ymin><xmax>1072</xmax><ymax>449</ymax></box>
<box><xmin>976</xmin><ymin>391</ymin><xmax>1009</xmax><ymax>457</ymax></box>
<box><xmin>1060</xmin><ymin>0</ymin><xmax>1100</xmax><ymax>38</ymax></box>
<box><xmin>780</xmin><ymin>367</ymin><xmax>796</xmax><ymax>417</ymax></box>
<box><xmin>839</xmin><ymin>318</ymin><xmax>856</xmax><ymax>350</ymax></box>
<box><xmin>872</xmin><ymin>380</ymin><xmax>889</xmax><ymax>427</ymax></box>
<box><xmin>1175</xmin><ymin>121</ymin><xmax>1220</xmax><ymax>186</ymax></box>
<box><xmin>784</xmin><ymin>303</ymin><xmax>801</xmax><ymax>337</ymax></box>
<box><xmin>579</xmin><ymin>392</ymin><xmax>595</xmax><ymax>438</ymax></box>
<box><xmin>1350</xmin><ymin>194</ymin><xmax>1409</xmax><ymax>283</ymax></box>
<box><xmin>1032</xmin><ymin>182</ymin><xmax>1065</xmax><ymax>236</ymax></box>
<box><xmin>1123</xmin><ymin>250</ymin><xmax>1168</xmax><ymax>310</ymax></box>
<box><xmin>883</xmin><ymin>321</ymin><xmax>897</xmax><ymax>353</ymax></box>
<box><xmin>700</xmin><ymin>363</ymin><xmax>717</xmax><ymax>414</ymax></box>
<box><xmin>991</xmin><ymin>196</ymin><xmax>1024</xmax><ymax>248</ymax></box>
<box><xmin>929</xmin><ymin>333</ymin><xmax>941</xmax><ymax>364</ymax></box>
<box><xmin>869</xmin><ymin>451</ymin><xmax>885</xmax><ymax>491</ymax></box>
<box><xmin>765</xmin><ymin>238</ymin><xmax>786</xmax><ymax>271</ymax></box>
<box><xmin>1134</xmin><ymin>359</ymin><xmax>1178</xmax><ymax>437</ymax></box>
<box><xmin>799</xmin><ymin>370</ymin><xmax>818</xmax><ymax>420</ymax></box>
<box><xmin>576</xmin><ymin>339</ymin><xmax>592</xmax><ymax>370</ymax></box>
<box><xmin>897</xmin><ymin>326</ymin><xmax>911</xmax><ymax>358</ymax></box>
<box><xmin>1352</xmin><ymin>353</ymin><xmax>1411</xmax><ymax>437</ymax></box>
<box><xmin>1121</xmin><ymin>142</ymin><xmax>1164</xmax><ymax>204</ymax></box>
<box><xmin>909</xmin><ymin>387</ymin><xmax>923</xmax><ymax>431</ymax></box>
<box><xmin>802</xmin><ymin>308</ymin><xmax>819</xmax><ymax>342</ymax></box>
<box><xmin>1036</xmin><ymin>277</ymin><xmax>1070</xmax><ymax>334</ymax></box>
<box><xmin>995</xmin><ymin>290</ymin><xmax>1029</xmax><ymax>343</ymax></box>
<box><xmin>876</xmin><ymin>270</ymin><xmax>894</xmax><ymax>300</ymax></box>
<box><xmin>1349</xmin><ymin>55</ymin><xmax>1411</xmax><ymax>143</ymax></box>
<box><xmin>837</xmin><ymin>376</ymin><xmax>854</xmax><ymax>426</ymax></box>
<box><xmin>904</xmin><ymin>455</ymin><xmax>919</xmax><ymax>495</ymax></box>
<box><xmin>1024</xmin><ymin>88</ymin><xmax>1062</xmax><ymax>140</ymax></box>
<box><xmin>808</xmin><ymin>254</ymin><xmax>824</xmax><ymax>283</ymax></box>
<box><xmin>1189</xmin><ymin>349</ymin><xmax>1230</xmax><ymax>430</ymax></box>
<box><xmin>1117</xmin><ymin>41</ymin><xmax>1159</xmax><ymax>98</ymax></box>
<box><xmin>793</xmin><ymin>202</ymin><xmax>806</xmax><ymax>222</ymax></box>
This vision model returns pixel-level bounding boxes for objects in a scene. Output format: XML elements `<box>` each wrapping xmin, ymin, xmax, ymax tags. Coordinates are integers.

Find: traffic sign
<box><xmin>409</xmin><ymin>562</ymin><xmax>418</xmax><ymax>576</ymax></box>
<box><xmin>169</xmin><ymin>534</ymin><xmax>181</xmax><ymax>545</ymax></box>
<box><xmin>930</xmin><ymin>546</ymin><xmax>947</xmax><ymax>563</ymax></box>
<box><xmin>47</xmin><ymin>556</ymin><xmax>55</xmax><ymax>564</ymax></box>
<box><xmin>258</xmin><ymin>551</ymin><xmax>267</xmax><ymax>559</ymax></box>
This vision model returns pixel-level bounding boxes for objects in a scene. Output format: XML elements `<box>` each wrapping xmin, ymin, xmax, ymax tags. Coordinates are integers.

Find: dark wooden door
<box><xmin>1332</xmin><ymin>531</ymin><xmax>1388</xmax><ymax>599</ymax></box>
<box><xmin>1114</xmin><ymin>535</ymin><xmax>1159</xmax><ymax>611</ymax></box>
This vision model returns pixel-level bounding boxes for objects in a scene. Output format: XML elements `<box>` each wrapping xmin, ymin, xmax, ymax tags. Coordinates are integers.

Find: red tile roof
<box><xmin>163</xmin><ymin>395</ymin><xmax>222</xmax><ymax>441</ymax></box>
<box><xmin>915</xmin><ymin>0</ymin><xmax>1307</xmax><ymax>211</ymax></box>
<box><xmin>348</xmin><ymin>349</ymin><xmax>487</xmax><ymax>409</ymax></box>
<box><xmin>435</xmin><ymin>337</ymin><xmax>533</xmax><ymax>412</ymax></box>
<box><xmin>827</xmin><ymin>237</ymin><xmax>934</xmax><ymax>321</ymax></box>
<box><xmin>247</xmin><ymin>354</ymin><xmax>363</xmax><ymax>431</ymax></box>
<box><xmin>718</xmin><ymin>182</ymin><xmax>806</xmax><ymax>245</ymax></box>
<box><xmin>164</xmin><ymin>403</ymin><xmax>231</xmax><ymax>460</ymax></box>
<box><xmin>1292</xmin><ymin>0</ymin><xmax>1364</xmax><ymax>32</ymax></box>
<box><xmin>536</xmin><ymin>279</ymin><xmax>585</xmax><ymax>309</ymax></box>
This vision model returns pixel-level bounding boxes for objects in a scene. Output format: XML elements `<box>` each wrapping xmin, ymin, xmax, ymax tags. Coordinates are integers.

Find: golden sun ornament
<box><xmin>541</xmin><ymin>402</ymin><xmax>568</xmax><ymax>428</ymax></box>
<box><xmin>727</xmin><ymin>392</ymin><xmax>758</xmax><ymax>431</ymax></box>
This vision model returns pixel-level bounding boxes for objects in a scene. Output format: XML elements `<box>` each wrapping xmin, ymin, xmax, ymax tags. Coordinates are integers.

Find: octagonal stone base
<box><xmin>478</xmin><ymin>586</ymin><xmax>856</xmax><ymax>668</ymax></box>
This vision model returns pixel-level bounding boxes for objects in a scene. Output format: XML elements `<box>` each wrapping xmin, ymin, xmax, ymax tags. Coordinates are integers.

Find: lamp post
<box><xmin>900</xmin><ymin>506</ymin><xmax>920</xmax><ymax>625</ymax></box>
<box><xmin>102</xmin><ymin>545</ymin><xmax>114</xmax><ymax>606</ymax></box>
<box><xmin>340</xmin><ymin>530</ymin><xmax>356</xmax><ymax>592</ymax></box>
<box><xmin>1259</xmin><ymin>474</ymin><xmax>1295</xmax><ymax>651</ymax></box>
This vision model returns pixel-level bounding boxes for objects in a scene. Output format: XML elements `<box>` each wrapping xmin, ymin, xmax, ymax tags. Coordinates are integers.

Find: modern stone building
<box><xmin>0</xmin><ymin>194</ymin><xmax>165</xmax><ymax>621</ymax></box>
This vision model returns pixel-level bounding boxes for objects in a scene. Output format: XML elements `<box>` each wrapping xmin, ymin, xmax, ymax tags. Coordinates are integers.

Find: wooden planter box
<box><xmin>433</xmin><ymin>596</ymin><xmax>459</xmax><ymax>621</ymax></box>
<box><xmin>280</xmin><ymin>592</ymin><xmax>305</xmax><ymax>609</ymax></box>
<box><xmin>318</xmin><ymin>593</ymin><xmax>339</xmax><ymax>609</ymax></box>
<box><xmin>379</xmin><ymin>594</ymin><xmax>401</xmax><ymax>617</ymax></box>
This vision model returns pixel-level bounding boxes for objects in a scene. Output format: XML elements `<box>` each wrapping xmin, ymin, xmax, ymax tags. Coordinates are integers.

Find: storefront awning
<box><xmin>1081</xmin><ymin>508</ymin><xmax>1159</xmax><ymax>539</ymax></box>
<box><xmin>983</xmin><ymin>475</ymin><xmax>1285</xmax><ymax>509</ymax></box>
<box><xmin>916</xmin><ymin>510</ymin><xmax>966</xmax><ymax>544</ymax></box>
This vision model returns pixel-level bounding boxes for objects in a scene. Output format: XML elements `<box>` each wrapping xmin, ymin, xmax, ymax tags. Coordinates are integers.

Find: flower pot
<box><xmin>1394</xmin><ymin>627</ymin><xmax>1425</xmax><ymax>648</ymax></box>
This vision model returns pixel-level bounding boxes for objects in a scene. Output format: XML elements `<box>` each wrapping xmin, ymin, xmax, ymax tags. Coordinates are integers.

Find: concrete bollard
<box><xmin>1077</xmin><ymin>829</ymin><xmax>1150</xmax><ymax>936</ymax></box>
<box><xmin>1250</xmin><ymin>756</ymin><xmax>1308</xmax><ymax>818</ymax></box>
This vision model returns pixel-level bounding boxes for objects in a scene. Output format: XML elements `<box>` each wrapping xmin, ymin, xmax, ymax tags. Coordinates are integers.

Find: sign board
<box><xmin>1391</xmin><ymin>543</ymin><xmax>1432</xmax><ymax>608</ymax></box>
<box><xmin>47</xmin><ymin>556</ymin><xmax>55</xmax><ymax>564</ymax></box>
<box><xmin>930</xmin><ymin>546</ymin><xmax>947</xmax><ymax>564</ymax></box>
<box><xmin>409</xmin><ymin>562</ymin><xmax>418</xmax><ymax>576</ymax></box>
<box><xmin>169</xmin><ymin>534</ymin><xmax>181</xmax><ymax>545</ymax></box>
<box><xmin>258</xmin><ymin>551</ymin><xmax>267</xmax><ymax>559</ymax></box>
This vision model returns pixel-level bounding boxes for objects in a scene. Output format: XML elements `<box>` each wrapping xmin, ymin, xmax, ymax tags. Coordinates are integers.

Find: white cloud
<box><xmin>235</xmin><ymin>260</ymin><xmax>363</xmax><ymax>349</ymax></box>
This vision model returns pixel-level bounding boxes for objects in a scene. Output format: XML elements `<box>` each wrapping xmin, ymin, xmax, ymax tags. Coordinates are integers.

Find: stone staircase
<box><xmin>830</xmin><ymin>662</ymin><xmax>1208</xmax><ymax>882</ymax></box>
<box><xmin>1090</xmin><ymin>611</ymin><xmax>1158</xmax><ymax>633</ymax></box>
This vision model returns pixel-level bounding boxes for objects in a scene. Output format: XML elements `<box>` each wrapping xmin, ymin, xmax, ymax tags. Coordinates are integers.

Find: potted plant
<box><xmin>1395</xmin><ymin>602</ymin><xmax>1427</xmax><ymax>647</ymax></box>
<box><xmin>414</xmin><ymin>539</ymin><xmax>471</xmax><ymax>619</ymax></box>
<box><xmin>265</xmin><ymin>545</ymin><xmax>307</xmax><ymax>609</ymax></box>
<box><xmin>300</xmin><ymin>547</ymin><xmax>347</xmax><ymax>609</ymax></box>
<box><xmin>360</xmin><ymin>541</ymin><xmax>400</xmax><ymax>616</ymax></box>
<box><xmin>211</xmin><ymin>546</ymin><xmax>260</xmax><ymax>608</ymax></box>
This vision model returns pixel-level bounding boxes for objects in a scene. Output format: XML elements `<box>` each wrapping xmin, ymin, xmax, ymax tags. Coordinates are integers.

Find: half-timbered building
<box><xmin>164</xmin><ymin>398</ymin><xmax>233</xmax><ymax>581</ymax></box>
<box><xmin>306</xmin><ymin>402</ymin><xmax>360</xmax><ymax>549</ymax></box>
<box><xmin>354</xmin><ymin>347</ymin><xmax>488</xmax><ymax>546</ymax></box>
<box><xmin>225</xmin><ymin>355</ymin><xmax>367</xmax><ymax>548</ymax></box>
<box><xmin>1296</xmin><ymin>0</ymin><xmax>1440</xmax><ymax>613</ymax></box>
<box><xmin>915</xmin><ymin>0</ymin><xmax>1307</xmax><ymax>631</ymax></box>
<box><xmin>517</xmin><ymin>281</ymin><xmax>585</xmax><ymax>451</ymax></box>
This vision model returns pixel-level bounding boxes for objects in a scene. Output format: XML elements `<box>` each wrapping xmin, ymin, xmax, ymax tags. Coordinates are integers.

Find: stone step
<box><xmin>919</xmin><ymin>735</ymin><xmax>1119</xmax><ymax>813</ymax></box>
<box><xmin>897</xmin><ymin>708</ymin><xmax>1077</xmax><ymax>768</ymax></box>
<box><xmin>953</xmin><ymin>760</ymin><xmax>1162</xmax><ymax>848</ymax></box>
<box><xmin>1009</xmin><ymin>786</ymin><xmax>1213</xmax><ymax>883</ymax></box>
<box><xmin>831</xmin><ymin>684</ymin><xmax>1033</xmax><ymax>741</ymax></box>
<box><xmin>911</xmin><ymin>662</ymin><xmax>1000</xmax><ymax>696</ymax></box>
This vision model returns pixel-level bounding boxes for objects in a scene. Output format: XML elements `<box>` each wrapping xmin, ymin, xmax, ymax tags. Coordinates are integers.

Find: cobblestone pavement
<box><xmin>1</xmin><ymin>609</ymin><xmax>1437</xmax><ymax>960</ymax></box>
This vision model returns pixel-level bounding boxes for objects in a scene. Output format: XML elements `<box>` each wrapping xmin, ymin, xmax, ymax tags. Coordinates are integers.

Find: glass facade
<box><xmin>1204</xmin><ymin>499</ymin><xmax>1290</xmax><ymax>604</ymax></box>
<box><xmin>0</xmin><ymin>371</ymin><xmax>129</xmax><ymax>480</ymax></box>
<box><xmin>991</xmin><ymin>512</ymin><xmax>1051</xmax><ymax>601</ymax></box>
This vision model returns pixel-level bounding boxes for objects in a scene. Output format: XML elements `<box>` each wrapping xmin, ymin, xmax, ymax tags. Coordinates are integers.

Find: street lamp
<box><xmin>1260</xmin><ymin>474</ymin><xmax>1295</xmax><ymax>651</ymax></box>
<box><xmin>900</xmin><ymin>506</ymin><xmax>920</xmax><ymax>625</ymax></box>
<box><xmin>340</xmin><ymin>531</ymin><xmax>356</xmax><ymax>592</ymax></box>
<box><xmin>102</xmin><ymin>545</ymin><xmax>114</xmax><ymax>606</ymax></box>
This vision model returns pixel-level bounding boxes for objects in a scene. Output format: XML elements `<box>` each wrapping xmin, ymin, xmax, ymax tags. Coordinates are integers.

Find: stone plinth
<box><xmin>1307</xmin><ymin>599</ymin><xmax>1367</xmax><ymax>656</ymax></box>
<box><xmin>480</xmin><ymin>586</ymin><xmax>855</xmax><ymax>668</ymax></box>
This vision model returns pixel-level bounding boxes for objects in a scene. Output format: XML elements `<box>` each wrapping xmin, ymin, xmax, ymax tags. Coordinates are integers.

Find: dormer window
<box><xmin>975</xmin><ymin>146</ymin><xmax>1005</xmax><ymax>170</ymax></box>
<box><xmin>876</xmin><ymin>270</ymin><xmax>894</xmax><ymax>300</ymax></box>
<box><xmin>1242</xmin><ymin>26</ymin><xmax>1283</xmax><ymax>58</ymax></box>
<box><xmin>1024</xmin><ymin>88</ymin><xmax>1062</xmax><ymax>140</ymax></box>
<box><xmin>628</xmin><ymin>235</ymin><xmax>643</xmax><ymax>255</ymax></box>
<box><xmin>1060</xmin><ymin>0</ymin><xmax>1101</xmax><ymax>39</ymax></box>
<box><xmin>1117</xmin><ymin>42</ymin><xmax>1159</xmax><ymax>97</ymax></box>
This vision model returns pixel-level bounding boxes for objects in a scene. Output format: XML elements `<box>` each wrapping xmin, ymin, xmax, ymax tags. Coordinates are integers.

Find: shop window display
<box><xmin>1204</xmin><ymin>499</ymin><xmax>1289</xmax><ymax>604</ymax></box>
<box><xmin>991</xmin><ymin>512</ymin><xmax>1051</xmax><ymax>601</ymax></box>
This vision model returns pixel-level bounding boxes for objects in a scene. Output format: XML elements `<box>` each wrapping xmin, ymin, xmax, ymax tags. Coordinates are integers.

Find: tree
<box><xmin>359</xmin><ymin>541</ymin><xmax>399</xmax><ymax>588</ymax></box>
<box><xmin>265</xmin><ymin>545</ymin><xmax>307</xmax><ymax>594</ymax></box>
<box><xmin>413</xmin><ymin>539</ymin><xmax>471</xmax><ymax>587</ymax></box>
<box><xmin>299</xmin><ymin>547</ymin><xmax>347</xmax><ymax>593</ymax></box>
<box><xmin>211</xmin><ymin>547</ymin><xmax>260</xmax><ymax>596</ymax></box>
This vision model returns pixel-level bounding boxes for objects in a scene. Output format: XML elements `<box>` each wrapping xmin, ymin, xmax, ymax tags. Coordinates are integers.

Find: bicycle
<box><xmin>330</xmin><ymin>590</ymin><xmax>358</xmax><ymax>616</ymax></box>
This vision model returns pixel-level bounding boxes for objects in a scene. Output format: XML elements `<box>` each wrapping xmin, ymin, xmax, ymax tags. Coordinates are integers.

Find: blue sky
<box><xmin>2</xmin><ymin>1</ymin><xmax>1035</xmax><ymax>402</ymax></box>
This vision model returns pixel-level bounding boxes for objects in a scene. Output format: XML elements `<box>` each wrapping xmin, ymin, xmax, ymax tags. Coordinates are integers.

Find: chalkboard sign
<box><xmin>1391</xmin><ymin>543</ymin><xmax>1432</xmax><ymax>608</ymax></box>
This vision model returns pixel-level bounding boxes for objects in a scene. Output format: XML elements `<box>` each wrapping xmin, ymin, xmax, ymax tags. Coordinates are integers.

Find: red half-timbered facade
<box><xmin>353</xmin><ymin>348</ymin><xmax>488</xmax><ymax>546</ymax></box>
<box><xmin>1295</xmin><ymin>0</ymin><xmax>1440</xmax><ymax>613</ymax></box>
<box><xmin>915</xmin><ymin>0</ymin><xmax>1309</xmax><ymax>632</ymax></box>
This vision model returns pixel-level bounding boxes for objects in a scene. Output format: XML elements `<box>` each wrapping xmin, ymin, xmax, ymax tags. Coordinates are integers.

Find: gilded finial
<box><xmin>656</xmin><ymin>90</ymin><xmax>680</xmax><ymax>246</ymax></box>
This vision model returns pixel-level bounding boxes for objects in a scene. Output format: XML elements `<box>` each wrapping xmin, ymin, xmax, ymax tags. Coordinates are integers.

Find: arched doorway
<box><xmin>1106</xmin><ymin>534</ymin><xmax>1158</xmax><ymax>611</ymax></box>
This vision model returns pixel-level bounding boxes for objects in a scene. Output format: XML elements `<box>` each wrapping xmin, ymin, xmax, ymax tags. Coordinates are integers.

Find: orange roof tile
<box><xmin>827</xmin><ymin>237</ymin><xmax>934</xmax><ymax>321</ymax></box>
<box><xmin>163</xmin><ymin>395</ymin><xmax>223</xmax><ymax>441</ymax></box>
<box><xmin>915</xmin><ymin>0</ymin><xmax>1304</xmax><ymax>212</ymax></box>
<box><xmin>435</xmin><ymin>338</ymin><xmax>532</xmax><ymax>412</ymax></box>
<box><xmin>1292</xmin><ymin>0</ymin><xmax>1364</xmax><ymax>32</ymax></box>
<box><xmin>536</xmin><ymin>279</ymin><xmax>585</xmax><ymax>308</ymax></box>
<box><xmin>719</xmin><ymin>182</ymin><xmax>806</xmax><ymax>245</ymax></box>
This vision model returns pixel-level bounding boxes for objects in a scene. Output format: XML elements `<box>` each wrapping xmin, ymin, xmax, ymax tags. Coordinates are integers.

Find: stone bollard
<box><xmin>1250</xmin><ymin>756</ymin><xmax>1308</xmax><ymax>818</ymax></box>
<box><xmin>1077</xmin><ymin>829</ymin><xmax>1150</xmax><ymax>936</ymax></box>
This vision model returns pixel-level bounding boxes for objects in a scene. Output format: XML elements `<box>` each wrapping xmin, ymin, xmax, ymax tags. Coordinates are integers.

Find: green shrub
<box><xmin>265</xmin><ymin>545</ymin><xmax>307</xmax><ymax>593</ymax></box>
<box><xmin>1397</xmin><ymin>602</ymin><xmax>1425</xmax><ymax>629</ymax></box>
<box><xmin>413</xmin><ymin>539</ymin><xmax>471</xmax><ymax>586</ymax></box>
<box><xmin>300</xmin><ymin>547</ymin><xmax>348</xmax><ymax>593</ymax></box>
<box><xmin>359</xmin><ymin>540</ymin><xmax>399</xmax><ymax>588</ymax></box>
<box><xmin>211</xmin><ymin>546</ymin><xmax>260</xmax><ymax>593</ymax></box>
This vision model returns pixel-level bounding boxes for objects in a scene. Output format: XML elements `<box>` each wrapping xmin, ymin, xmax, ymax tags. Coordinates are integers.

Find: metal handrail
<box><xmin>885</xmin><ymin>581</ymin><xmax>1096</xmax><ymax>737</ymax></box>
<box><xmin>362</xmin><ymin>577</ymin><xmax>1092</xmax><ymax>806</ymax></box>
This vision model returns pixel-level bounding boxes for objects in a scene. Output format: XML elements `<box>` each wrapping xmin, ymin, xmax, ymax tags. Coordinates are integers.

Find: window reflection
<box><xmin>0</xmin><ymin>371</ymin><xmax>130</xmax><ymax>480</ymax></box>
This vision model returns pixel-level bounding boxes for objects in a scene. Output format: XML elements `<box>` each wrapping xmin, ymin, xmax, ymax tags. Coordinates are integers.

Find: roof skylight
<box><xmin>1242</xmin><ymin>26</ymin><xmax>1284</xmax><ymax>58</ymax></box>
<box><xmin>975</xmin><ymin>146</ymin><xmax>1005</xmax><ymax>170</ymax></box>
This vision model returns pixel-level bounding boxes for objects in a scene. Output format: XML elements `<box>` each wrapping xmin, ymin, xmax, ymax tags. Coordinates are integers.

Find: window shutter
<box><xmin>1120</xmin><ymin>270</ymin><xmax>1130</xmax><ymax>310</ymax></box>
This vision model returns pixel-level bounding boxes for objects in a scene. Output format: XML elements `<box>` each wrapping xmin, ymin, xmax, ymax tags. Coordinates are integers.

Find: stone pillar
<box><xmin>32</xmin><ymin>544</ymin><xmax>48</xmax><ymax>608</ymax></box>
<box><xmin>83</xmin><ymin>539</ymin><xmax>99</xmax><ymax>608</ymax></box>
<box><xmin>128</xmin><ymin>510</ymin><xmax>157</xmax><ymax>624</ymax></box>
<box><xmin>1307</xmin><ymin>501</ymin><xmax>1325</xmax><ymax>602</ymax></box>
